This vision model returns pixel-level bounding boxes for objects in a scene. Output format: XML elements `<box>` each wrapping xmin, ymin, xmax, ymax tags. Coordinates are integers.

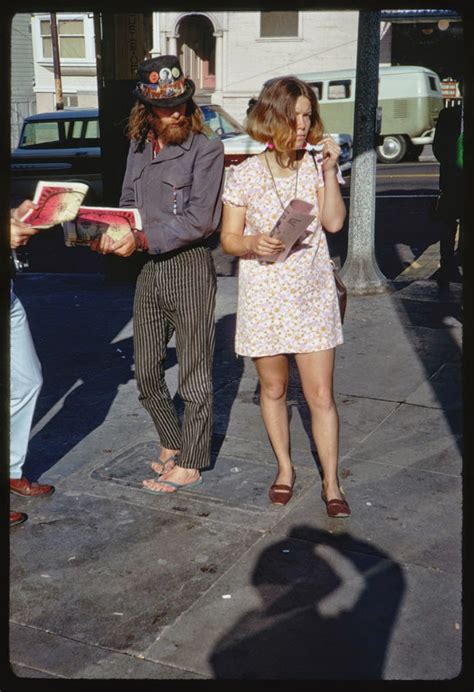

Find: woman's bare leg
<box><xmin>295</xmin><ymin>348</ymin><xmax>343</xmax><ymax>502</ymax></box>
<box><xmin>254</xmin><ymin>354</ymin><xmax>294</xmax><ymax>488</ymax></box>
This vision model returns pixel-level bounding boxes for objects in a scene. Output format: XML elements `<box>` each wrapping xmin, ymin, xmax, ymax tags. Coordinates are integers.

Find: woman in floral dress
<box><xmin>220</xmin><ymin>76</ymin><xmax>350</xmax><ymax>517</ymax></box>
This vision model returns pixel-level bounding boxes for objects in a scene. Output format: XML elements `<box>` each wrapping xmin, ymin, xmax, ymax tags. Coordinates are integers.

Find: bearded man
<box><xmin>92</xmin><ymin>55</ymin><xmax>224</xmax><ymax>492</ymax></box>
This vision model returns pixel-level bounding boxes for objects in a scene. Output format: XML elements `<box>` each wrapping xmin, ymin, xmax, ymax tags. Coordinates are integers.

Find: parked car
<box><xmin>10</xmin><ymin>104</ymin><xmax>352</xmax><ymax>206</ymax></box>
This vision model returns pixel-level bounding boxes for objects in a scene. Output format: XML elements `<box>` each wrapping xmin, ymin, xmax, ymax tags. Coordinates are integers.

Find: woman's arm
<box><xmin>220</xmin><ymin>204</ymin><xmax>285</xmax><ymax>257</ymax></box>
<box><xmin>316</xmin><ymin>138</ymin><xmax>347</xmax><ymax>233</ymax></box>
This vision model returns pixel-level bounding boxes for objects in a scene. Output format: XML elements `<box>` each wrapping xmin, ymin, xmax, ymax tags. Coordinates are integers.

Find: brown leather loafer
<box><xmin>10</xmin><ymin>478</ymin><xmax>55</xmax><ymax>498</ymax></box>
<box><xmin>10</xmin><ymin>511</ymin><xmax>28</xmax><ymax>527</ymax></box>
<box><xmin>269</xmin><ymin>466</ymin><xmax>296</xmax><ymax>506</ymax></box>
<box><xmin>321</xmin><ymin>489</ymin><xmax>351</xmax><ymax>518</ymax></box>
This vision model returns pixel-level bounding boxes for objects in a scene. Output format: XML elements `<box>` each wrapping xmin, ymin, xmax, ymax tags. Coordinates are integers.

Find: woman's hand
<box><xmin>319</xmin><ymin>136</ymin><xmax>341</xmax><ymax>172</ymax></box>
<box><xmin>90</xmin><ymin>230</ymin><xmax>137</xmax><ymax>257</ymax></box>
<box><xmin>245</xmin><ymin>233</ymin><xmax>286</xmax><ymax>257</ymax></box>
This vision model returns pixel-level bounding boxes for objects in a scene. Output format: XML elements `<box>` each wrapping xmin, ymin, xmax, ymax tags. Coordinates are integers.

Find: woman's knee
<box><xmin>259</xmin><ymin>379</ymin><xmax>288</xmax><ymax>401</ymax></box>
<box><xmin>305</xmin><ymin>385</ymin><xmax>335</xmax><ymax>412</ymax></box>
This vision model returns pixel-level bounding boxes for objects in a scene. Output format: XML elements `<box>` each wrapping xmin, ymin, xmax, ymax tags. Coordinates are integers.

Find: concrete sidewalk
<box><xmin>8</xmin><ymin>265</ymin><xmax>463</xmax><ymax>680</ymax></box>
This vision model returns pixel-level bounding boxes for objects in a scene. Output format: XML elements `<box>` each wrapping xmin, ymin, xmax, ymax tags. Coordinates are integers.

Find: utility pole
<box><xmin>50</xmin><ymin>13</ymin><xmax>64</xmax><ymax>110</ymax></box>
<box><xmin>340</xmin><ymin>10</ymin><xmax>388</xmax><ymax>295</ymax></box>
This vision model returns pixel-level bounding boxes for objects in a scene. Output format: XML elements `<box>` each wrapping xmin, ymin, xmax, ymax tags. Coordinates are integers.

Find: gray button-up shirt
<box><xmin>120</xmin><ymin>131</ymin><xmax>224</xmax><ymax>254</ymax></box>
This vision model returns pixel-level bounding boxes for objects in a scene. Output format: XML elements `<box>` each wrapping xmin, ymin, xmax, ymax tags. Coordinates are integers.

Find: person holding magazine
<box><xmin>9</xmin><ymin>200</ymin><xmax>55</xmax><ymax>527</ymax></box>
<box><xmin>91</xmin><ymin>55</ymin><xmax>224</xmax><ymax>493</ymax></box>
<box><xmin>220</xmin><ymin>76</ymin><xmax>350</xmax><ymax>517</ymax></box>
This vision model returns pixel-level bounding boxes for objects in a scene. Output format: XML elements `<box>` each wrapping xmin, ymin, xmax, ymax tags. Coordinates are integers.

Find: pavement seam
<box><xmin>59</xmin><ymin>487</ymin><xmax>281</xmax><ymax>528</ymax></box>
<box><xmin>10</xmin><ymin>662</ymin><xmax>69</xmax><ymax>679</ymax></box>
<box><xmin>340</xmin><ymin>401</ymin><xmax>403</xmax><ymax>456</ymax></box>
<box><xmin>343</xmin><ymin>455</ymin><xmax>461</xmax><ymax>478</ymax></box>
<box><xmin>9</xmin><ymin>620</ymin><xmax>202</xmax><ymax>676</ymax></box>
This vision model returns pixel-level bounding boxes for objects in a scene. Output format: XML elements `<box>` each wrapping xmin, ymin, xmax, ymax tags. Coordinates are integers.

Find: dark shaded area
<box><xmin>15</xmin><ymin>273</ymin><xmax>243</xmax><ymax>482</ymax></box>
<box><xmin>327</xmin><ymin>188</ymin><xmax>443</xmax><ymax>280</ymax></box>
<box><xmin>13</xmin><ymin>275</ymin><xmax>137</xmax><ymax>481</ymax></box>
<box><xmin>392</xmin><ymin>21</ymin><xmax>464</xmax><ymax>81</ymax></box>
<box><xmin>210</xmin><ymin>526</ymin><xmax>405</xmax><ymax>679</ymax></box>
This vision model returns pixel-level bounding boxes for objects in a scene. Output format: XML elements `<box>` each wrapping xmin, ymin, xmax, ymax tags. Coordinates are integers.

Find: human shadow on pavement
<box><xmin>210</xmin><ymin>525</ymin><xmax>405</xmax><ymax>679</ymax></box>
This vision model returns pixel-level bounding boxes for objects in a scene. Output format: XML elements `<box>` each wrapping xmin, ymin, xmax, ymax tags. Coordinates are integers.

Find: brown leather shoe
<box><xmin>269</xmin><ymin>466</ymin><xmax>296</xmax><ymax>506</ymax></box>
<box><xmin>321</xmin><ymin>489</ymin><xmax>351</xmax><ymax>518</ymax></box>
<box><xmin>10</xmin><ymin>477</ymin><xmax>55</xmax><ymax>498</ymax></box>
<box><xmin>10</xmin><ymin>511</ymin><xmax>28</xmax><ymax>527</ymax></box>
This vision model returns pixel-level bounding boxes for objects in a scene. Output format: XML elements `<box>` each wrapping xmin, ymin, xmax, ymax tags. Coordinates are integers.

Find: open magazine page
<box><xmin>259</xmin><ymin>198</ymin><xmax>316</xmax><ymax>263</ymax></box>
<box><xmin>21</xmin><ymin>181</ymin><xmax>89</xmax><ymax>229</ymax></box>
<box><xmin>63</xmin><ymin>206</ymin><xmax>142</xmax><ymax>247</ymax></box>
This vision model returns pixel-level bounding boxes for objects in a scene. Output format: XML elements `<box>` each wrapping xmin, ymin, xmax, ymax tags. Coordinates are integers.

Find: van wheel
<box><xmin>376</xmin><ymin>135</ymin><xmax>408</xmax><ymax>164</ymax></box>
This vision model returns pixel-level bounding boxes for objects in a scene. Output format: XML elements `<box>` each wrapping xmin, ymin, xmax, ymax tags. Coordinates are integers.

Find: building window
<box><xmin>309</xmin><ymin>82</ymin><xmax>323</xmax><ymax>99</ymax></box>
<box><xmin>260</xmin><ymin>11</ymin><xmax>299</xmax><ymax>38</ymax></box>
<box><xmin>40</xmin><ymin>18</ymin><xmax>85</xmax><ymax>59</ymax></box>
<box><xmin>63</xmin><ymin>93</ymin><xmax>79</xmax><ymax>107</ymax></box>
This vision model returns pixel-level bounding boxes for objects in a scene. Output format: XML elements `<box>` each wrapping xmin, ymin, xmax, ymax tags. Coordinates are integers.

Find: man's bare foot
<box><xmin>150</xmin><ymin>448</ymin><xmax>180</xmax><ymax>475</ymax></box>
<box><xmin>143</xmin><ymin>465</ymin><xmax>201</xmax><ymax>493</ymax></box>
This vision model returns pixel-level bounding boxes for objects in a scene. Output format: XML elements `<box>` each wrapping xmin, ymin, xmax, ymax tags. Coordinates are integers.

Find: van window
<box><xmin>309</xmin><ymin>82</ymin><xmax>323</xmax><ymax>99</ymax></box>
<box><xmin>328</xmin><ymin>80</ymin><xmax>351</xmax><ymax>100</ymax></box>
<box><xmin>428</xmin><ymin>75</ymin><xmax>438</xmax><ymax>92</ymax></box>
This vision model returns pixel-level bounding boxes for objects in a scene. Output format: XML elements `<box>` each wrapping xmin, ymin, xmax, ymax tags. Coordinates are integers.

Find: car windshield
<box><xmin>199</xmin><ymin>105</ymin><xmax>243</xmax><ymax>139</ymax></box>
<box><xmin>19</xmin><ymin>118</ymin><xmax>100</xmax><ymax>149</ymax></box>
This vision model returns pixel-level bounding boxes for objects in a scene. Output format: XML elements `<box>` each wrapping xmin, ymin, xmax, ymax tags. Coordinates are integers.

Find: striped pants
<box><xmin>133</xmin><ymin>246</ymin><xmax>216</xmax><ymax>469</ymax></box>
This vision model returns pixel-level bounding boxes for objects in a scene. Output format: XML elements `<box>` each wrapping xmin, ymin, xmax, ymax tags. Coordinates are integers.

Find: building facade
<box><xmin>11</xmin><ymin>10</ymin><xmax>463</xmax><ymax>134</ymax></box>
<box><xmin>30</xmin><ymin>12</ymin><xmax>99</xmax><ymax>113</ymax></box>
<box><xmin>155</xmin><ymin>10</ymin><xmax>360</xmax><ymax>123</ymax></box>
<box><xmin>11</xmin><ymin>14</ymin><xmax>36</xmax><ymax>147</ymax></box>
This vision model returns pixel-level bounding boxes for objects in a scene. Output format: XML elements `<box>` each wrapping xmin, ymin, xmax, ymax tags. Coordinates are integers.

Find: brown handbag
<box><xmin>330</xmin><ymin>260</ymin><xmax>347</xmax><ymax>323</ymax></box>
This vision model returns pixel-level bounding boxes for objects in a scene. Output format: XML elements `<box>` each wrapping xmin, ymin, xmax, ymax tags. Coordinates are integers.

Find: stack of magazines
<box><xmin>21</xmin><ymin>180</ymin><xmax>141</xmax><ymax>247</ymax></box>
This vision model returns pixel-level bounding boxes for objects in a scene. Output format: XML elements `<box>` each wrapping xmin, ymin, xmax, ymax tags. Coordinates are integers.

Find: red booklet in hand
<box><xmin>62</xmin><ymin>206</ymin><xmax>142</xmax><ymax>246</ymax></box>
<box><xmin>21</xmin><ymin>180</ymin><xmax>89</xmax><ymax>229</ymax></box>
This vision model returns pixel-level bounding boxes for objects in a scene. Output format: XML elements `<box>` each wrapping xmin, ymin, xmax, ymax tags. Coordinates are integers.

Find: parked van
<box><xmin>294</xmin><ymin>65</ymin><xmax>443</xmax><ymax>163</ymax></box>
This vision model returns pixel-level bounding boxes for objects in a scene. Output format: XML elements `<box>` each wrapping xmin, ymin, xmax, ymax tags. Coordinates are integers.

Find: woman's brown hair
<box><xmin>126</xmin><ymin>99</ymin><xmax>207</xmax><ymax>150</ymax></box>
<box><xmin>246</xmin><ymin>76</ymin><xmax>325</xmax><ymax>167</ymax></box>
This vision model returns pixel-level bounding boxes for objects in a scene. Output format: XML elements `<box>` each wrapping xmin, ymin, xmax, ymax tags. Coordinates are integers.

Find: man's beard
<box><xmin>150</xmin><ymin>115</ymin><xmax>192</xmax><ymax>146</ymax></box>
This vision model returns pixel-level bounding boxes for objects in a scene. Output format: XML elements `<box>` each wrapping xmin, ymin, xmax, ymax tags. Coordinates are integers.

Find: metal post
<box><xmin>340</xmin><ymin>10</ymin><xmax>388</xmax><ymax>294</ymax></box>
<box><xmin>50</xmin><ymin>13</ymin><xmax>64</xmax><ymax>110</ymax></box>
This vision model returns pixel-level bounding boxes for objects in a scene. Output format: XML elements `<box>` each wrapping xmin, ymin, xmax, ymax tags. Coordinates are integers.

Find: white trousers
<box><xmin>10</xmin><ymin>288</ymin><xmax>42</xmax><ymax>479</ymax></box>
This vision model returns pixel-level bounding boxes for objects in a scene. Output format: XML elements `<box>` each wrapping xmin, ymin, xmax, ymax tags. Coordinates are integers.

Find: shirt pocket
<box><xmin>162</xmin><ymin>176</ymin><xmax>193</xmax><ymax>216</ymax></box>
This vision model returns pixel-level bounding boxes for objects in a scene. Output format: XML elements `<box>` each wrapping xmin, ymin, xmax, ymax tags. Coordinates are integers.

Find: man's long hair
<box><xmin>127</xmin><ymin>99</ymin><xmax>206</xmax><ymax>150</ymax></box>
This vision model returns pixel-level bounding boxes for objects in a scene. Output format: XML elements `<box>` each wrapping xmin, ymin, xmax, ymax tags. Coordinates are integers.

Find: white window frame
<box><xmin>257</xmin><ymin>11</ymin><xmax>302</xmax><ymax>42</ymax></box>
<box><xmin>32</xmin><ymin>13</ymin><xmax>96</xmax><ymax>67</ymax></box>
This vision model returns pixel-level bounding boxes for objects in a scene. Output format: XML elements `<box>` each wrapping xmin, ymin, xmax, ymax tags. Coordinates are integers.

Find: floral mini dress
<box><xmin>222</xmin><ymin>151</ymin><xmax>345</xmax><ymax>357</ymax></box>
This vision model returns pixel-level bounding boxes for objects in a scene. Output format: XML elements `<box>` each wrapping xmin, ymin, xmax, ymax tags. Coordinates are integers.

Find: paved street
<box><xmin>7</xmin><ymin>229</ymin><xmax>464</xmax><ymax>679</ymax></box>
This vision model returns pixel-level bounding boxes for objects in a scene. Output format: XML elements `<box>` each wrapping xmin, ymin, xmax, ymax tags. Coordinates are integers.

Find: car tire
<box><xmin>376</xmin><ymin>135</ymin><xmax>408</xmax><ymax>164</ymax></box>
